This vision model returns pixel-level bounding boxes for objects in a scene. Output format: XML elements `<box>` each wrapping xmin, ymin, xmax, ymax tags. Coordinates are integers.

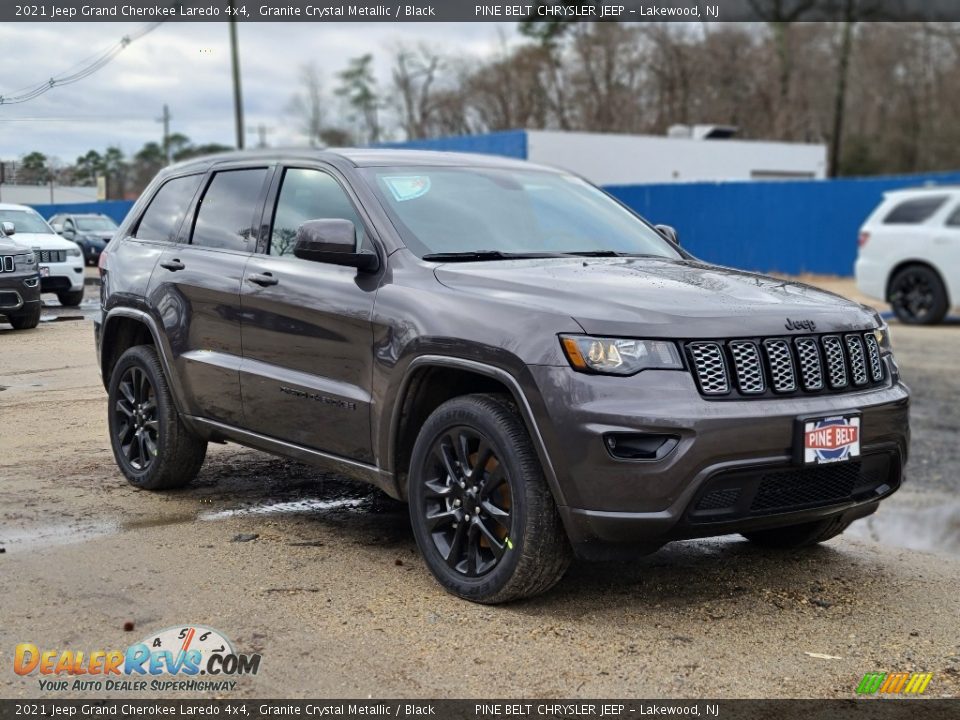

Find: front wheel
<box><xmin>57</xmin><ymin>289</ymin><xmax>85</xmax><ymax>307</ymax></box>
<box><xmin>741</xmin><ymin>515</ymin><xmax>851</xmax><ymax>549</ymax></box>
<box><xmin>8</xmin><ymin>305</ymin><xmax>41</xmax><ymax>330</ymax></box>
<box><xmin>107</xmin><ymin>345</ymin><xmax>207</xmax><ymax>490</ymax></box>
<box><xmin>408</xmin><ymin>394</ymin><xmax>571</xmax><ymax>604</ymax></box>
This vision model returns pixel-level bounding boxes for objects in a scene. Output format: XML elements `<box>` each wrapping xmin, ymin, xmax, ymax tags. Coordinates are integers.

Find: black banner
<box><xmin>6</xmin><ymin>0</ymin><xmax>960</xmax><ymax>24</ymax></box>
<box><xmin>0</xmin><ymin>700</ymin><xmax>958</xmax><ymax>720</ymax></box>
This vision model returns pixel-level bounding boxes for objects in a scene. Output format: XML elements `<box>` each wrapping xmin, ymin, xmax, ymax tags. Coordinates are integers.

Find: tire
<box><xmin>407</xmin><ymin>393</ymin><xmax>572</xmax><ymax>603</ymax></box>
<box><xmin>888</xmin><ymin>264</ymin><xmax>949</xmax><ymax>325</ymax></box>
<box><xmin>57</xmin><ymin>289</ymin><xmax>85</xmax><ymax>307</ymax></box>
<box><xmin>741</xmin><ymin>515</ymin><xmax>851</xmax><ymax>549</ymax></box>
<box><xmin>107</xmin><ymin>345</ymin><xmax>207</xmax><ymax>490</ymax></box>
<box><xmin>8</xmin><ymin>304</ymin><xmax>41</xmax><ymax>330</ymax></box>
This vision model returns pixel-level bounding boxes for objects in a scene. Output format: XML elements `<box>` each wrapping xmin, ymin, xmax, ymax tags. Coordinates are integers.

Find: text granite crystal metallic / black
<box><xmin>93</xmin><ymin>148</ymin><xmax>910</xmax><ymax>603</ymax></box>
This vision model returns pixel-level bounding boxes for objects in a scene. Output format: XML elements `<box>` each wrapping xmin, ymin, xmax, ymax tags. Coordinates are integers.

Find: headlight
<box><xmin>873</xmin><ymin>322</ymin><xmax>892</xmax><ymax>353</ymax></box>
<box><xmin>14</xmin><ymin>252</ymin><xmax>37</xmax><ymax>270</ymax></box>
<box><xmin>66</xmin><ymin>247</ymin><xmax>82</xmax><ymax>257</ymax></box>
<box><xmin>560</xmin><ymin>335</ymin><xmax>683</xmax><ymax>375</ymax></box>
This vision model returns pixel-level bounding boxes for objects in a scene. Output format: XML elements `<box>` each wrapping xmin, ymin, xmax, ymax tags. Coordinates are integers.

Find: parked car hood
<box><xmin>433</xmin><ymin>257</ymin><xmax>878</xmax><ymax>338</ymax></box>
<box><xmin>11</xmin><ymin>232</ymin><xmax>82</xmax><ymax>252</ymax></box>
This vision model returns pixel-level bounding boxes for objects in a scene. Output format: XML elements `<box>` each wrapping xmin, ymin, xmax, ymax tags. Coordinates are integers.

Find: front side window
<box><xmin>191</xmin><ymin>168</ymin><xmax>268</xmax><ymax>251</ymax></box>
<box><xmin>359</xmin><ymin>166</ymin><xmax>681</xmax><ymax>259</ymax></box>
<box><xmin>883</xmin><ymin>196</ymin><xmax>948</xmax><ymax>225</ymax></box>
<box><xmin>136</xmin><ymin>174</ymin><xmax>204</xmax><ymax>242</ymax></box>
<box><xmin>269</xmin><ymin>168</ymin><xmax>366</xmax><ymax>257</ymax></box>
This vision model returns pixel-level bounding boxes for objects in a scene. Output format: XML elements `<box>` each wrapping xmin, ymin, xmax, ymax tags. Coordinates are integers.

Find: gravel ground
<box><xmin>0</xmin><ymin>279</ymin><xmax>958</xmax><ymax>699</ymax></box>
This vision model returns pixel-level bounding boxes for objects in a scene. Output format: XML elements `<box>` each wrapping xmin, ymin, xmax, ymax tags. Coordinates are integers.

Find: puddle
<box><xmin>199</xmin><ymin>496</ymin><xmax>369</xmax><ymax>521</ymax></box>
<box><xmin>0</xmin><ymin>495</ymin><xmax>372</xmax><ymax>553</ymax></box>
<box><xmin>845</xmin><ymin>493</ymin><xmax>960</xmax><ymax>557</ymax></box>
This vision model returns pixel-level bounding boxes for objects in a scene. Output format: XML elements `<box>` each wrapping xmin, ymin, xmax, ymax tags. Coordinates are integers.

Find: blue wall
<box><xmin>608</xmin><ymin>171</ymin><xmax>960</xmax><ymax>276</ymax></box>
<box><xmin>28</xmin><ymin>168</ymin><xmax>960</xmax><ymax>277</ymax></box>
<box><xmin>31</xmin><ymin>200</ymin><xmax>135</xmax><ymax>225</ymax></box>
<box><xmin>377</xmin><ymin>129</ymin><xmax>528</xmax><ymax>159</ymax></box>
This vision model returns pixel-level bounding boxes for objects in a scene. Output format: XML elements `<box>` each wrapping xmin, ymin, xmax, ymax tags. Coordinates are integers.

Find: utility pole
<box><xmin>157</xmin><ymin>104</ymin><xmax>172</xmax><ymax>164</ymax></box>
<box><xmin>228</xmin><ymin>2</ymin><xmax>245</xmax><ymax>150</ymax></box>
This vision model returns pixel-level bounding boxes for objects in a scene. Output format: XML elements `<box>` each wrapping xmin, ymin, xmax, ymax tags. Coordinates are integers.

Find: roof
<box><xmin>0</xmin><ymin>203</ymin><xmax>41</xmax><ymax>211</ymax></box>
<box><xmin>884</xmin><ymin>185</ymin><xmax>960</xmax><ymax>196</ymax></box>
<box><xmin>165</xmin><ymin>147</ymin><xmax>560</xmax><ymax>174</ymax></box>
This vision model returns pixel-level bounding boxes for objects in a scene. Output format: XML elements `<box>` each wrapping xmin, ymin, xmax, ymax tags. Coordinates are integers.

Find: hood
<box><xmin>11</xmin><ymin>232</ymin><xmax>82</xmax><ymax>252</ymax></box>
<box><xmin>78</xmin><ymin>230</ymin><xmax>113</xmax><ymax>242</ymax></box>
<box><xmin>434</xmin><ymin>257</ymin><xmax>878</xmax><ymax>338</ymax></box>
<box><xmin>0</xmin><ymin>237</ymin><xmax>30</xmax><ymax>254</ymax></box>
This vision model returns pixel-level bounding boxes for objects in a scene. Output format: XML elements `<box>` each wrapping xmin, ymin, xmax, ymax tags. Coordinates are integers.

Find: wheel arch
<box><xmin>388</xmin><ymin>356</ymin><xmax>565</xmax><ymax>506</ymax></box>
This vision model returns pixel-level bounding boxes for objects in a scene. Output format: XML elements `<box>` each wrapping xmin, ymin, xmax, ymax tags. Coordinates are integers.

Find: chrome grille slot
<box><xmin>0</xmin><ymin>255</ymin><xmax>13</xmax><ymax>273</ymax></box>
<box><xmin>822</xmin><ymin>335</ymin><xmax>848</xmax><ymax>389</ymax></box>
<box><xmin>845</xmin><ymin>334</ymin><xmax>868</xmax><ymax>385</ymax></box>
<box><xmin>863</xmin><ymin>333</ymin><xmax>885</xmax><ymax>383</ymax></box>
<box><xmin>728</xmin><ymin>341</ymin><xmax>765</xmax><ymax>394</ymax></box>
<box><xmin>762</xmin><ymin>339</ymin><xmax>797</xmax><ymax>393</ymax></box>
<box><xmin>688</xmin><ymin>342</ymin><xmax>729</xmax><ymax>395</ymax></box>
<box><xmin>37</xmin><ymin>249</ymin><xmax>66</xmax><ymax>263</ymax></box>
<box><xmin>794</xmin><ymin>337</ymin><xmax>824</xmax><ymax>391</ymax></box>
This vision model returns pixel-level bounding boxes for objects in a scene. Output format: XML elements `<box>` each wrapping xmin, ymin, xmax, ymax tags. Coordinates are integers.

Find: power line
<box><xmin>0</xmin><ymin>22</ymin><xmax>164</xmax><ymax>106</ymax></box>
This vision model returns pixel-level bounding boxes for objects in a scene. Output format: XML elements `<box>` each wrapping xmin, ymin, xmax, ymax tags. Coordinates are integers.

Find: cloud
<box><xmin>0</xmin><ymin>21</ymin><xmax>515</xmax><ymax>163</ymax></box>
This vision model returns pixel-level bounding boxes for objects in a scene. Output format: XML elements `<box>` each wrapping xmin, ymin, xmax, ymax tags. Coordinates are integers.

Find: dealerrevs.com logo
<box><xmin>14</xmin><ymin>625</ymin><xmax>261</xmax><ymax>692</ymax></box>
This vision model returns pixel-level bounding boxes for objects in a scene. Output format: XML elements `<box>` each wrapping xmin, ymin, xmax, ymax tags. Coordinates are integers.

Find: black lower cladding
<box><xmin>688</xmin><ymin>452</ymin><xmax>899</xmax><ymax>523</ymax></box>
<box><xmin>40</xmin><ymin>276</ymin><xmax>73</xmax><ymax>292</ymax></box>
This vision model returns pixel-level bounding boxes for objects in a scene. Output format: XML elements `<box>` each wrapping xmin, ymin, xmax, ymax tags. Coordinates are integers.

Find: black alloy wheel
<box><xmin>889</xmin><ymin>265</ymin><xmax>948</xmax><ymax>325</ymax></box>
<box><xmin>421</xmin><ymin>426</ymin><xmax>513</xmax><ymax>578</ymax></box>
<box><xmin>114</xmin><ymin>365</ymin><xmax>159</xmax><ymax>471</ymax></box>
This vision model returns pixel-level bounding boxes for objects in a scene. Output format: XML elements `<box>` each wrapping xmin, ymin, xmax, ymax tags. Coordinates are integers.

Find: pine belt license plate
<box><xmin>795</xmin><ymin>413</ymin><xmax>861</xmax><ymax>465</ymax></box>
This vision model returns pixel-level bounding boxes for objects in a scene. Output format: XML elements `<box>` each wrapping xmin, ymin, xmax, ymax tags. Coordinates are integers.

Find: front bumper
<box><xmin>39</xmin><ymin>259</ymin><xmax>85</xmax><ymax>292</ymax></box>
<box><xmin>526</xmin><ymin>361</ymin><xmax>909</xmax><ymax>558</ymax></box>
<box><xmin>0</xmin><ymin>273</ymin><xmax>42</xmax><ymax>315</ymax></box>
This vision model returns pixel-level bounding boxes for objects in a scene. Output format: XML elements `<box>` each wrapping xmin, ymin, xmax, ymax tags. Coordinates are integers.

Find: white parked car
<box><xmin>0</xmin><ymin>203</ymin><xmax>85</xmax><ymax>306</ymax></box>
<box><xmin>855</xmin><ymin>187</ymin><xmax>960</xmax><ymax>325</ymax></box>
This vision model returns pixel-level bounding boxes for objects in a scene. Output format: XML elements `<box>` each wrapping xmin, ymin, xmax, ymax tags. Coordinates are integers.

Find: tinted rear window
<box><xmin>883</xmin><ymin>196</ymin><xmax>948</xmax><ymax>224</ymax></box>
<box><xmin>191</xmin><ymin>168</ymin><xmax>267</xmax><ymax>252</ymax></box>
<box><xmin>136</xmin><ymin>174</ymin><xmax>204</xmax><ymax>242</ymax></box>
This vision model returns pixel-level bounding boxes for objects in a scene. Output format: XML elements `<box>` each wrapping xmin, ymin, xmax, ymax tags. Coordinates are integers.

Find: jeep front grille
<box><xmin>37</xmin><ymin>249</ymin><xmax>66</xmax><ymax>264</ymax></box>
<box><xmin>686</xmin><ymin>331</ymin><xmax>886</xmax><ymax>399</ymax></box>
<box><xmin>0</xmin><ymin>255</ymin><xmax>13</xmax><ymax>273</ymax></box>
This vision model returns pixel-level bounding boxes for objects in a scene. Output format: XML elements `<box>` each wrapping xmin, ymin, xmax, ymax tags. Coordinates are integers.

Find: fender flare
<box><xmin>386</xmin><ymin>355</ymin><xmax>567</xmax><ymax>506</ymax></box>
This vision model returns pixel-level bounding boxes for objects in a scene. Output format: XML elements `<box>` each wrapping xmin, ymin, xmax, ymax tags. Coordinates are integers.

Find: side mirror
<box><xmin>62</xmin><ymin>226</ymin><xmax>76</xmax><ymax>238</ymax></box>
<box><xmin>655</xmin><ymin>224</ymin><xmax>679</xmax><ymax>246</ymax></box>
<box><xmin>1</xmin><ymin>221</ymin><xmax>14</xmax><ymax>236</ymax></box>
<box><xmin>51</xmin><ymin>223</ymin><xmax>64</xmax><ymax>234</ymax></box>
<box><xmin>293</xmin><ymin>219</ymin><xmax>379</xmax><ymax>272</ymax></box>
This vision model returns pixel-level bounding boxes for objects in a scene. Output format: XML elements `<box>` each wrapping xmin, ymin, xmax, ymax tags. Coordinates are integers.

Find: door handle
<box><xmin>248</xmin><ymin>272</ymin><xmax>279</xmax><ymax>287</ymax></box>
<box><xmin>159</xmin><ymin>259</ymin><xmax>185</xmax><ymax>271</ymax></box>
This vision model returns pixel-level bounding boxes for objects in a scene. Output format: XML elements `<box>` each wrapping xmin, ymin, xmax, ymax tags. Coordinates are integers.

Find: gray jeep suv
<box><xmin>0</xmin><ymin>224</ymin><xmax>41</xmax><ymax>330</ymax></box>
<box><xmin>94</xmin><ymin>149</ymin><xmax>909</xmax><ymax>603</ymax></box>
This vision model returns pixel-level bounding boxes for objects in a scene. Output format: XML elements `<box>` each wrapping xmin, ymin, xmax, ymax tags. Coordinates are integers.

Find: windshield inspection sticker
<box><xmin>383</xmin><ymin>175</ymin><xmax>431</xmax><ymax>202</ymax></box>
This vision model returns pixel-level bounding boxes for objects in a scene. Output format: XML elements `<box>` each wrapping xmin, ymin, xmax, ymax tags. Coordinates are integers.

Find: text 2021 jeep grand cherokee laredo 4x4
<box><xmin>95</xmin><ymin>150</ymin><xmax>909</xmax><ymax>603</ymax></box>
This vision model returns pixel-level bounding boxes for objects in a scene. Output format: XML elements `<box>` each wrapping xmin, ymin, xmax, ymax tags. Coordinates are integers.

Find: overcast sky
<box><xmin>0</xmin><ymin>22</ymin><xmax>515</xmax><ymax>164</ymax></box>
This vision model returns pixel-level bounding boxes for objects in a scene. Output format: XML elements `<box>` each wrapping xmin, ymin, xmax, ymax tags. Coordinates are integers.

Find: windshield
<box><xmin>0</xmin><ymin>209</ymin><xmax>54</xmax><ymax>235</ymax></box>
<box><xmin>360</xmin><ymin>166</ymin><xmax>682</xmax><ymax>260</ymax></box>
<box><xmin>75</xmin><ymin>216</ymin><xmax>117</xmax><ymax>231</ymax></box>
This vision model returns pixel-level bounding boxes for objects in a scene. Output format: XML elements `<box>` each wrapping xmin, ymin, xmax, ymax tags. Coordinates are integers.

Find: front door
<box><xmin>239</xmin><ymin>166</ymin><xmax>380</xmax><ymax>463</ymax></box>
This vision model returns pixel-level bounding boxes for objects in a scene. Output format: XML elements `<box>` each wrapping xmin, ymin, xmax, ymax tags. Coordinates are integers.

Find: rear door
<box><xmin>148</xmin><ymin>165</ymin><xmax>271</xmax><ymax>426</ymax></box>
<box><xmin>239</xmin><ymin>165</ymin><xmax>381</xmax><ymax>462</ymax></box>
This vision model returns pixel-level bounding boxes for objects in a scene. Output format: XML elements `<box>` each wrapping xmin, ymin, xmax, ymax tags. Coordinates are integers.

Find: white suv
<box><xmin>855</xmin><ymin>187</ymin><xmax>960</xmax><ymax>325</ymax></box>
<box><xmin>0</xmin><ymin>203</ymin><xmax>85</xmax><ymax>306</ymax></box>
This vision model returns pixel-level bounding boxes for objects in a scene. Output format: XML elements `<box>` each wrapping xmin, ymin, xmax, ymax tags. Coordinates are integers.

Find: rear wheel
<box><xmin>888</xmin><ymin>265</ymin><xmax>948</xmax><ymax>325</ymax></box>
<box><xmin>57</xmin><ymin>289</ymin><xmax>85</xmax><ymax>307</ymax></box>
<box><xmin>108</xmin><ymin>345</ymin><xmax>206</xmax><ymax>490</ymax></box>
<box><xmin>741</xmin><ymin>515</ymin><xmax>851</xmax><ymax>549</ymax></box>
<box><xmin>408</xmin><ymin>394</ymin><xmax>571</xmax><ymax>603</ymax></box>
<box><xmin>8</xmin><ymin>304</ymin><xmax>40</xmax><ymax>330</ymax></box>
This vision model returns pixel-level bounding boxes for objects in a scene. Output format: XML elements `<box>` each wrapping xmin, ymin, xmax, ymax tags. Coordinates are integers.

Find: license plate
<box><xmin>40</xmin><ymin>266</ymin><xmax>49</xmax><ymax>277</ymax></box>
<box><xmin>797</xmin><ymin>413</ymin><xmax>861</xmax><ymax>465</ymax></box>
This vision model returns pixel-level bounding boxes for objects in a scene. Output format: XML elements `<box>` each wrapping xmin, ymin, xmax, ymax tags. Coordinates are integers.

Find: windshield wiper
<box><xmin>421</xmin><ymin>250</ymin><xmax>566</xmax><ymax>262</ymax></box>
<box><xmin>562</xmin><ymin>250</ymin><xmax>655</xmax><ymax>257</ymax></box>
